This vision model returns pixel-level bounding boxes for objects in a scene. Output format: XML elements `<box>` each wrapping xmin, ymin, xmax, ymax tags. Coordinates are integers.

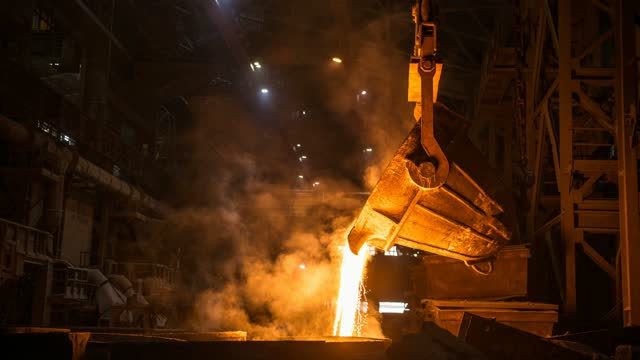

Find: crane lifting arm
<box><xmin>411</xmin><ymin>0</ymin><xmax>449</xmax><ymax>189</ymax></box>
<box><xmin>347</xmin><ymin>0</ymin><xmax>514</xmax><ymax>271</ymax></box>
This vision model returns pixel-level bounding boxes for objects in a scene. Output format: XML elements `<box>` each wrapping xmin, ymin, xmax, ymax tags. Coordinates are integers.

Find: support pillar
<box><xmin>80</xmin><ymin>42</ymin><xmax>110</xmax><ymax>151</ymax></box>
<box><xmin>96</xmin><ymin>192</ymin><xmax>111</xmax><ymax>271</ymax></box>
<box><xmin>30</xmin><ymin>261</ymin><xmax>53</xmax><ymax>326</ymax></box>
<box><xmin>615</xmin><ymin>0</ymin><xmax>640</xmax><ymax>327</ymax></box>
<box><xmin>558</xmin><ymin>0</ymin><xmax>576</xmax><ymax>316</ymax></box>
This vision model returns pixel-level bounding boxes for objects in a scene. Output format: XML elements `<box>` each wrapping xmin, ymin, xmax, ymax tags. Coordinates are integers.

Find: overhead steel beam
<box><xmin>527</xmin><ymin>99</ymin><xmax>546</xmax><ymax>238</ymax></box>
<box><xmin>579</xmin><ymin>237</ymin><xmax>616</xmax><ymax>280</ymax></box>
<box><xmin>531</xmin><ymin>2</ymin><xmax>547</xmax><ymax>100</ymax></box>
<box><xmin>592</xmin><ymin>0</ymin><xmax>614</xmax><ymax>15</ymax></box>
<box><xmin>543</xmin><ymin>106</ymin><xmax>561</xmax><ymax>191</ymax></box>
<box><xmin>201</xmin><ymin>0</ymin><xmax>253</xmax><ymax>83</ymax></box>
<box><xmin>543</xmin><ymin>0</ymin><xmax>560</xmax><ymax>57</ymax></box>
<box><xmin>532</xmin><ymin>78</ymin><xmax>558</xmax><ymax>120</ymax></box>
<box><xmin>572</xmin><ymin>29</ymin><xmax>614</xmax><ymax>66</ymax></box>
<box><xmin>70</xmin><ymin>0</ymin><xmax>131</xmax><ymax>60</ymax></box>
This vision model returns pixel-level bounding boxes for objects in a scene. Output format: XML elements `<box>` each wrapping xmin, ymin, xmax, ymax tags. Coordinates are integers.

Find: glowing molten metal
<box><xmin>333</xmin><ymin>242</ymin><xmax>368</xmax><ymax>336</ymax></box>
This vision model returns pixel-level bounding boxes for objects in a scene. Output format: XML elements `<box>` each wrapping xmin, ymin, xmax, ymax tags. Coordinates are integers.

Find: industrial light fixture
<box><xmin>298</xmin><ymin>175</ymin><xmax>304</xmax><ymax>179</ymax></box>
<box><xmin>296</xmin><ymin>144</ymin><xmax>301</xmax><ymax>148</ymax></box>
<box><xmin>364</xmin><ymin>148</ymin><xmax>373</xmax><ymax>153</ymax></box>
<box><xmin>313</xmin><ymin>181</ymin><xmax>320</xmax><ymax>187</ymax></box>
<box><xmin>379</xmin><ymin>302</ymin><xmax>407</xmax><ymax>314</ymax></box>
<box><xmin>250</xmin><ymin>63</ymin><xmax>255</xmax><ymax>71</ymax></box>
<box><xmin>360</xmin><ymin>90</ymin><xmax>367</xmax><ymax>95</ymax></box>
<box><xmin>332</xmin><ymin>57</ymin><xmax>343</xmax><ymax>63</ymax></box>
<box><xmin>299</xmin><ymin>264</ymin><xmax>306</xmax><ymax>270</ymax></box>
<box><xmin>260</xmin><ymin>88</ymin><xmax>269</xmax><ymax>94</ymax></box>
<box><xmin>253</xmin><ymin>61</ymin><xmax>262</xmax><ymax>69</ymax></box>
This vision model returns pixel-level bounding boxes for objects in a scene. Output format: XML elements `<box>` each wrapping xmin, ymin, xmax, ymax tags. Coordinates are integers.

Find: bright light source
<box><xmin>333</xmin><ymin>241</ymin><xmax>368</xmax><ymax>336</ymax></box>
<box><xmin>296</xmin><ymin>144</ymin><xmax>301</xmax><ymax>148</ymax></box>
<box><xmin>364</xmin><ymin>148</ymin><xmax>373</xmax><ymax>153</ymax></box>
<box><xmin>361</xmin><ymin>90</ymin><xmax>367</xmax><ymax>95</ymax></box>
<box><xmin>299</xmin><ymin>264</ymin><xmax>306</xmax><ymax>270</ymax></box>
<box><xmin>253</xmin><ymin>61</ymin><xmax>262</xmax><ymax>69</ymax></box>
<box><xmin>298</xmin><ymin>175</ymin><xmax>304</xmax><ymax>179</ymax></box>
<box><xmin>384</xmin><ymin>246</ymin><xmax>398</xmax><ymax>256</ymax></box>
<box><xmin>313</xmin><ymin>181</ymin><xmax>320</xmax><ymax>187</ymax></box>
<box><xmin>302</xmin><ymin>111</ymin><xmax>306</xmax><ymax>115</ymax></box>
<box><xmin>332</xmin><ymin>57</ymin><xmax>343</xmax><ymax>63</ymax></box>
<box><xmin>250</xmin><ymin>63</ymin><xmax>255</xmax><ymax>71</ymax></box>
<box><xmin>260</xmin><ymin>88</ymin><xmax>269</xmax><ymax>94</ymax></box>
<box><xmin>379</xmin><ymin>302</ymin><xmax>407</xmax><ymax>314</ymax></box>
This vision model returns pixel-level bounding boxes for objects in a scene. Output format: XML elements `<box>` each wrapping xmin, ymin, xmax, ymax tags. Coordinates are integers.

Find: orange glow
<box><xmin>331</xmin><ymin>57</ymin><xmax>343</xmax><ymax>63</ymax></box>
<box><xmin>333</xmin><ymin>241</ymin><xmax>368</xmax><ymax>336</ymax></box>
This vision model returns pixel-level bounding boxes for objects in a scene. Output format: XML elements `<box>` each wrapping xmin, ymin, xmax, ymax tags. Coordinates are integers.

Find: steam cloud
<box><xmin>164</xmin><ymin>95</ymin><xmax>375</xmax><ymax>338</ymax></box>
<box><xmin>164</xmin><ymin>5</ymin><xmax>414</xmax><ymax>339</ymax></box>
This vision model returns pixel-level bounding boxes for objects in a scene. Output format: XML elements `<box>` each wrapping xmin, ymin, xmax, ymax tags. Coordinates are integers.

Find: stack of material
<box><xmin>413</xmin><ymin>245</ymin><xmax>559</xmax><ymax>337</ymax></box>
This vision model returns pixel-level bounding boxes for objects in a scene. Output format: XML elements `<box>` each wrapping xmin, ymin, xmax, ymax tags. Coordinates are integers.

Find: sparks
<box><xmin>333</xmin><ymin>241</ymin><xmax>368</xmax><ymax>336</ymax></box>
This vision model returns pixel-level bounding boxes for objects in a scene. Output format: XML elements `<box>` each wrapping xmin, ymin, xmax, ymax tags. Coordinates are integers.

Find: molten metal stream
<box><xmin>333</xmin><ymin>241</ymin><xmax>368</xmax><ymax>336</ymax></box>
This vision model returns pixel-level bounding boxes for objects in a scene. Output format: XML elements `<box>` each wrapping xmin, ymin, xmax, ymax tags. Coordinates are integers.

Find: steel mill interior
<box><xmin>1</xmin><ymin>0</ymin><xmax>640</xmax><ymax>359</ymax></box>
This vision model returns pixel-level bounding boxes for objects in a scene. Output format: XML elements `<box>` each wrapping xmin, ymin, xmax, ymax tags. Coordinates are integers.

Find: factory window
<box><xmin>384</xmin><ymin>246</ymin><xmax>398</xmax><ymax>256</ymax></box>
<box><xmin>378</xmin><ymin>302</ymin><xmax>407</xmax><ymax>314</ymax></box>
<box><xmin>37</xmin><ymin>120</ymin><xmax>51</xmax><ymax>134</ymax></box>
<box><xmin>32</xmin><ymin>8</ymin><xmax>54</xmax><ymax>32</ymax></box>
<box><xmin>60</xmin><ymin>133</ymin><xmax>75</xmax><ymax>146</ymax></box>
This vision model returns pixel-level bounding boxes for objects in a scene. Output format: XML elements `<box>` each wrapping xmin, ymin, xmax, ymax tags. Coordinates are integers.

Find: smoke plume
<box><xmin>164</xmin><ymin>4</ymin><xmax>416</xmax><ymax>339</ymax></box>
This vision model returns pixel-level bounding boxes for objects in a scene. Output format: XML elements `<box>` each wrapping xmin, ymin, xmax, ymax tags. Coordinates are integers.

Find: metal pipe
<box><xmin>0</xmin><ymin>114</ymin><xmax>168</xmax><ymax>216</ymax></box>
<box><xmin>74</xmin><ymin>157</ymin><xmax>168</xmax><ymax>215</ymax></box>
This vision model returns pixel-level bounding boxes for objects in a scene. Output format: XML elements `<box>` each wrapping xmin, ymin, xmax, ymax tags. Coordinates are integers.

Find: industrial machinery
<box><xmin>348</xmin><ymin>0</ymin><xmax>514</xmax><ymax>269</ymax></box>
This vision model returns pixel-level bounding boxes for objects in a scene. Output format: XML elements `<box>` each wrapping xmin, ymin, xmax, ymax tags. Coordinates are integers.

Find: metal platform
<box><xmin>421</xmin><ymin>299</ymin><xmax>559</xmax><ymax>337</ymax></box>
<box><xmin>0</xmin><ymin>329</ymin><xmax>390</xmax><ymax>360</ymax></box>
